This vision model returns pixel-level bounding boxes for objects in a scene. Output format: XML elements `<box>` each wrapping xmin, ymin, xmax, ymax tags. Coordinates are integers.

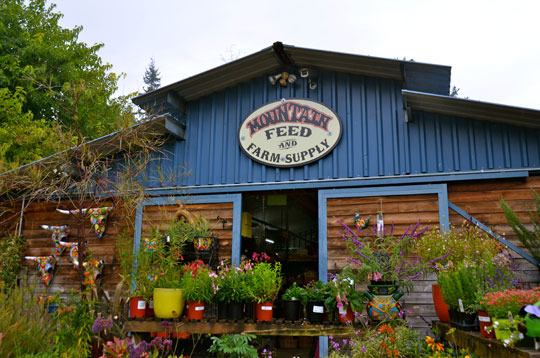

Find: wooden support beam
<box><xmin>124</xmin><ymin>319</ymin><xmax>358</xmax><ymax>337</ymax></box>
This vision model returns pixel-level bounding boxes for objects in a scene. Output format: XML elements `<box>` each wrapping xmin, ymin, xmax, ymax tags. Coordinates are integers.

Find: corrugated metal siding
<box><xmin>144</xmin><ymin>70</ymin><xmax>540</xmax><ymax>189</ymax></box>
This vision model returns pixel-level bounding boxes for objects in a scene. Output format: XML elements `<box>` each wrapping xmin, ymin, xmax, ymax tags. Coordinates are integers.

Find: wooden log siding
<box><xmin>18</xmin><ymin>201</ymin><xmax>132</xmax><ymax>294</ymax></box>
<box><xmin>448</xmin><ymin>175</ymin><xmax>540</xmax><ymax>287</ymax></box>
<box><xmin>141</xmin><ymin>202</ymin><xmax>234</xmax><ymax>260</ymax></box>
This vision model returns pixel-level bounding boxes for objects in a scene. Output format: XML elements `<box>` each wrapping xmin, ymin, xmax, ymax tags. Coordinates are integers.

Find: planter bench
<box><xmin>124</xmin><ymin>317</ymin><xmax>360</xmax><ymax>337</ymax></box>
<box><xmin>434</xmin><ymin>321</ymin><xmax>540</xmax><ymax>358</ymax></box>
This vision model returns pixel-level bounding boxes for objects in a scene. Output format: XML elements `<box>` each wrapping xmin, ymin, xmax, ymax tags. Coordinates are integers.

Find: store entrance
<box><xmin>241</xmin><ymin>190</ymin><xmax>318</xmax><ymax>286</ymax></box>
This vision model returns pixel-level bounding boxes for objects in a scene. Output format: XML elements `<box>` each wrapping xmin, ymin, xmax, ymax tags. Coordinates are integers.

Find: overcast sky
<box><xmin>51</xmin><ymin>0</ymin><xmax>540</xmax><ymax>110</ymax></box>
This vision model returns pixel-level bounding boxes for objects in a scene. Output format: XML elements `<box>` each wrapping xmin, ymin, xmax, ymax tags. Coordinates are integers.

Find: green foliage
<box><xmin>0</xmin><ymin>0</ymin><xmax>134</xmax><ymax>169</ymax></box>
<box><xmin>438</xmin><ymin>263</ymin><xmax>482</xmax><ymax>313</ymax></box>
<box><xmin>244</xmin><ymin>262</ymin><xmax>282</xmax><ymax>303</ymax></box>
<box><xmin>115</xmin><ymin>230</ymin><xmax>134</xmax><ymax>282</ymax></box>
<box><xmin>182</xmin><ymin>265</ymin><xmax>214</xmax><ymax>302</ymax></box>
<box><xmin>0</xmin><ymin>234</ymin><xmax>26</xmax><ymax>287</ymax></box>
<box><xmin>282</xmin><ymin>282</ymin><xmax>306</xmax><ymax>302</ymax></box>
<box><xmin>303</xmin><ymin>280</ymin><xmax>326</xmax><ymax>304</ymax></box>
<box><xmin>416</xmin><ymin>222</ymin><xmax>505</xmax><ymax>273</ymax></box>
<box><xmin>0</xmin><ymin>87</ymin><xmax>61</xmax><ymax>170</ymax></box>
<box><xmin>501</xmin><ymin>189</ymin><xmax>540</xmax><ymax>263</ymax></box>
<box><xmin>0</xmin><ymin>283</ymin><xmax>57</xmax><ymax>357</ymax></box>
<box><xmin>214</xmin><ymin>261</ymin><xmax>251</xmax><ymax>303</ymax></box>
<box><xmin>208</xmin><ymin>334</ymin><xmax>258</xmax><ymax>358</ymax></box>
<box><xmin>325</xmin><ymin>268</ymin><xmax>365</xmax><ymax>318</ymax></box>
<box><xmin>52</xmin><ymin>294</ymin><xmax>96</xmax><ymax>358</ymax></box>
<box><xmin>143</xmin><ymin>58</ymin><xmax>161</xmax><ymax>93</ymax></box>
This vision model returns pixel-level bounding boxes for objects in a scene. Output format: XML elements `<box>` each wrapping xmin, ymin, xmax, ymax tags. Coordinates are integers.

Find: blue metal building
<box><xmin>131</xmin><ymin>42</ymin><xmax>540</xmax><ymax>355</ymax></box>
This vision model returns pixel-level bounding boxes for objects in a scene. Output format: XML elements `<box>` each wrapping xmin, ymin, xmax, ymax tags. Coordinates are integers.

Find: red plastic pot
<box><xmin>338</xmin><ymin>305</ymin><xmax>354</xmax><ymax>323</ymax></box>
<box><xmin>255</xmin><ymin>302</ymin><xmax>274</xmax><ymax>322</ymax></box>
<box><xmin>129</xmin><ymin>297</ymin><xmax>147</xmax><ymax>319</ymax></box>
<box><xmin>432</xmin><ymin>284</ymin><xmax>450</xmax><ymax>323</ymax></box>
<box><xmin>478</xmin><ymin>310</ymin><xmax>495</xmax><ymax>338</ymax></box>
<box><xmin>186</xmin><ymin>300</ymin><xmax>205</xmax><ymax>320</ymax></box>
<box><xmin>146</xmin><ymin>299</ymin><xmax>154</xmax><ymax>318</ymax></box>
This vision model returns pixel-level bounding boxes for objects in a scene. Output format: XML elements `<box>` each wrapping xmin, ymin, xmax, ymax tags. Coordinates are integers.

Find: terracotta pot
<box><xmin>478</xmin><ymin>310</ymin><xmax>495</xmax><ymax>338</ymax></box>
<box><xmin>153</xmin><ymin>288</ymin><xmax>185</xmax><ymax>319</ymax></box>
<box><xmin>186</xmin><ymin>300</ymin><xmax>205</xmax><ymax>320</ymax></box>
<box><xmin>432</xmin><ymin>284</ymin><xmax>450</xmax><ymax>323</ymax></box>
<box><xmin>129</xmin><ymin>297</ymin><xmax>146</xmax><ymax>319</ymax></box>
<box><xmin>173</xmin><ymin>332</ymin><xmax>191</xmax><ymax>339</ymax></box>
<box><xmin>338</xmin><ymin>305</ymin><xmax>354</xmax><ymax>324</ymax></box>
<box><xmin>255</xmin><ymin>301</ymin><xmax>274</xmax><ymax>322</ymax></box>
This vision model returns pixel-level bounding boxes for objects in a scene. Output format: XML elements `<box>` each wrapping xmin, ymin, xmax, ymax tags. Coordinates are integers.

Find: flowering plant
<box><xmin>482</xmin><ymin>288</ymin><xmax>540</xmax><ymax>318</ymax></box>
<box><xmin>325</xmin><ymin>268</ymin><xmax>365</xmax><ymax>321</ymax></box>
<box><xmin>213</xmin><ymin>260</ymin><xmax>252</xmax><ymax>303</ymax></box>
<box><xmin>244</xmin><ymin>262</ymin><xmax>282</xmax><ymax>303</ymax></box>
<box><xmin>303</xmin><ymin>280</ymin><xmax>327</xmax><ymax>304</ymax></box>
<box><xmin>182</xmin><ymin>261</ymin><xmax>215</xmax><ymax>302</ymax></box>
<box><xmin>416</xmin><ymin>221</ymin><xmax>510</xmax><ymax>273</ymax></box>
<box><xmin>335</xmin><ymin>217</ymin><xmax>430</xmax><ymax>293</ymax></box>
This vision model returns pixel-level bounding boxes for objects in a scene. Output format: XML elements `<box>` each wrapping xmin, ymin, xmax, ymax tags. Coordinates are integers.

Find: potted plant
<box><xmin>282</xmin><ymin>283</ymin><xmax>305</xmax><ymax>321</ymax></box>
<box><xmin>325</xmin><ymin>268</ymin><xmax>364</xmax><ymax>323</ymax></box>
<box><xmin>483</xmin><ymin>288</ymin><xmax>540</xmax><ymax>345</ymax></box>
<box><xmin>182</xmin><ymin>260</ymin><xmax>215</xmax><ymax>320</ymax></box>
<box><xmin>191</xmin><ymin>215</ymin><xmax>215</xmax><ymax>252</ymax></box>
<box><xmin>416</xmin><ymin>222</ymin><xmax>513</xmax><ymax>324</ymax></box>
<box><xmin>214</xmin><ymin>260</ymin><xmax>252</xmax><ymax>320</ymax></box>
<box><xmin>244</xmin><ymin>262</ymin><xmax>282</xmax><ymax>322</ymax></box>
<box><xmin>335</xmin><ymin>217</ymin><xmax>430</xmax><ymax>321</ymax></box>
<box><xmin>303</xmin><ymin>280</ymin><xmax>326</xmax><ymax>324</ymax></box>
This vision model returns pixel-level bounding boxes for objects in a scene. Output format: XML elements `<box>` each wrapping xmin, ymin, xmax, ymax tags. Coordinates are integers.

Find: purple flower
<box><xmin>92</xmin><ymin>317</ymin><xmax>113</xmax><ymax>333</ymax></box>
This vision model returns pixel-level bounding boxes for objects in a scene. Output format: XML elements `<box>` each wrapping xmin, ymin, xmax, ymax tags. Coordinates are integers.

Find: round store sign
<box><xmin>238</xmin><ymin>99</ymin><xmax>342</xmax><ymax>168</ymax></box>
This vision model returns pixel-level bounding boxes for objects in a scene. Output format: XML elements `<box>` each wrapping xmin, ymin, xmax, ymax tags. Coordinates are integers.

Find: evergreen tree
<box><xmin>501</xmin><ymin>189</ymin><xmax>540</xmax><ymax>263</ymax></box>
<box><xmin>143</xmin><ymin>58</ymin><xmax>161</xmax><ymax>92</ymax></box>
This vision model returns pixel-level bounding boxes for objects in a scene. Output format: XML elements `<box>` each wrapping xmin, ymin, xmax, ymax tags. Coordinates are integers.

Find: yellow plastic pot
<box><xmin>153</xmin><ymin>288</ymin><xmax>185</xmax><ymax>319</ymax></box>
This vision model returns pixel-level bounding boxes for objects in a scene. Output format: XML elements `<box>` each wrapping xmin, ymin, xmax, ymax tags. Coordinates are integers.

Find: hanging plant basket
<box><xmin>193</xmin><ymin>236</ymin><xmax>215</xmax><ymax>251</ymax></box>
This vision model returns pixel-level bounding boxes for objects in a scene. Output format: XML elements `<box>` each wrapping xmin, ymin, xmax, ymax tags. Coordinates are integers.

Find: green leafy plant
<box><xmin>501</xmin><ymin>189</ymin><xmax>540</xmax><ymax>263</ymax></box>
<box><xmin>208</xmin><ymin>334</ymin><xmax>258</xmax><ymax>358</ymax></box>
<box><xmin>182</xmin><ymin>261</ymin><xmax>215</xmax><ymax>303</ymax></box>
<box><xmin>0</xmin><ymin>234</ymin><xmax>26</xmax><ymax>288</ymax></box>
<box><xmin>244</xmin><ymin>262</ymin><xmax>282</xmax><ymax>303</ymax></box>
<box><xmin>437</xmin><ymin>263</ymin><xmax>483</xmax><ymax>313</ymax></box>
<box><xmin>282</xmin><ymin>282</ymin><xmax>306</xmax><ymax>302</ymax></box>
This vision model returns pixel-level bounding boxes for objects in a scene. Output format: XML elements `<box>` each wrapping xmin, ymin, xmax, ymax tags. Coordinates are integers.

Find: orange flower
<box><xmin>378</xmin><ymin>324</ymin><xmax>394</xmax><ymax>334</ymax></box>
<box><xmin>435</xmin><ymin>342</ymin><xmax>444</xmax><ymax>352</ymax></box>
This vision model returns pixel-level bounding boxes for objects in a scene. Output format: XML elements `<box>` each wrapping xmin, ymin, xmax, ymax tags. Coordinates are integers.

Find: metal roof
<box><xmin>403</xmin><ymin>90</ymin><xmax>540</xmax><ymax>129</ymax></box>
<box><xmin>133</xmin><ymin>42</ymin><xmax>451</xmax><ymax>104</ymax></box>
